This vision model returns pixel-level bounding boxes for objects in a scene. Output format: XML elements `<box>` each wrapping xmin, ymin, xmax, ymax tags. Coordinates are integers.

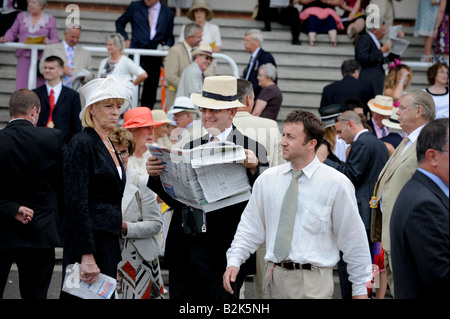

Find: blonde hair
<box><xmin>109</xmin><ymin>127</ymin><xmax>136</xmax><ymax>155</ymax></box>
<box><xmin>81</xmin><ymin>98</ymin><xmax>125</xmax><ymax>128</ymax></box>
<box><xmin>384</xmin><ymin>64</ymin><xmax>413</xmax><ymax>90</ymax></box>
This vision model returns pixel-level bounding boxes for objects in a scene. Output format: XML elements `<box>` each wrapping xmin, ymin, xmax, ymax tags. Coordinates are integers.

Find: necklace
<box><xmin>105</xmin><ymin>139</ymin><xmax>115</xmax><ymax>153</ymax></box>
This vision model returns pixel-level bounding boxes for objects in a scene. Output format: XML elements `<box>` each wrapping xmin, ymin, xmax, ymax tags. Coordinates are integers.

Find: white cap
<box><xmin>167</xmin><ymin>96</ymin><xmax>198</xmax><ymax>115</ymax></box>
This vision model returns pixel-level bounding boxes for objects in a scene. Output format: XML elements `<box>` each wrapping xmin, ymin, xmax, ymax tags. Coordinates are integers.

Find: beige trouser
<box><xmin>262</xmin><ymin>262</ymin><xmax>334</xmax><ymax>299</ymax></box>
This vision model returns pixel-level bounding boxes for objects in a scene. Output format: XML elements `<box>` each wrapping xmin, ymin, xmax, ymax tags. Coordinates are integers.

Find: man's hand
<box><xmin>243</xmin><ymin>149</ymin><xmax>258</xmax><ymax>175</ymax></box>
<box><xmin>146</xmin><ymin>155</ymin><xmax>165</xmax><ymax>177</ymax></box>
<box><xmin>223</xmin><ymin>266</ymin><xmax>240</xmax><ymax>295</ymax></box>
<box><xmin>15</xmin><ymin>206</ymin><xmax>34</xmax><ymax>224</ymax></box>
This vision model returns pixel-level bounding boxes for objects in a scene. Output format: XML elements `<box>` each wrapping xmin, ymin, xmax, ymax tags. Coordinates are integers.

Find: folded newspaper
<box><xmin>147</xmin><ymin>141</ymin><xmax>252</xmax><ymax>212</ymax></box>
<box><xmin>389</xmin><ymin>25</ymin><xmax>410</xmax><ymax>56</ymax></box>
<box><xmin>62</xmin><ymin>263</ymin><xmax>116</xmax><ymax>299</ymax></box>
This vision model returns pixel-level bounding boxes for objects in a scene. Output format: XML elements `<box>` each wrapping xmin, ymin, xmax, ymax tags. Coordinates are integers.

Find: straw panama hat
<box><xmin>367</xmin><ymin>95</ymin><xmax>394</xmax><ymax>116</ymax></box>
<box><xmin>167</xmin><ymin>96</ymin><xmax>198</xmax><ymax>115</ymax></box>
<box><xmin>190</xmin><ymin>75</ymin><xmax>244</xmax><ymax>110</ymax></box>
<box><xmin>79</xmin><ymin>76</ymin><xmax>134</xmax><ymax>120</ymax></box>
<box><xmin>152</xmin><ymin>109</ymin><xmax>173</xmax><ymax>124</ymax></box>
<box><xmin>187</xmin><ymin>0</ymin><xmax>214</xmax><ymax>21</ymax></box>
<box><xmin>192</xmin><ymin>44</ymin><xmax>213</xmax><ymax>58</ymax></box>
<box><xmin>382</xmin><ymin>109</ymin><xmax>402</xmax><ymax>130</ymax></box>
<box><xmin>122</xmin><ymin>107</ymin><xmax>164</xmax><ymax>129</ymax></box>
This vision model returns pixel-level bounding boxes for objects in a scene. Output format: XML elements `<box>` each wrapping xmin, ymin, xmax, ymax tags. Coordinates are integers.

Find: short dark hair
<box><xmin>417</xmin><ymin>118</ymin><xmax>449</xmax><ymax>163</ymax></box>
<box><xmin>44</xmin><ymin>55</ymin><xmax>64</xmax><ymax>69</ymax></box>
<box><xmin>285</xmin><ymin>110</ymin><xmax>324</xmax><ymax>151</ymax></box>
<box><xmin>9</xmin><ymin>89</ymin><xmax>41</xmax><ymax>117</ymax></box>
<box><xmin>341</xmin><ymin>59</ymin><xmax>360</xmax><ymax>77</ymax></box>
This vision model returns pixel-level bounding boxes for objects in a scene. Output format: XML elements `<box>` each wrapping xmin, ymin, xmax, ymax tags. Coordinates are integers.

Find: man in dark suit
<box><xmin>116</xmin><ymin>0</ymin><xmax>175</xmax><ymax>109</ymax></box>
<box><xmin>390</xmin><ymin>118</ymin><xmax>449</xmax><ymax>299</ymax></box>
<box><xmin>355</xmin><ymin>22</ymin><xmax>392</xmax><ymax>95</ymax></box>
<box><xmin>33</xmin><ymin>55</ymin><xmax>81</xmax><ymax>143</ymax></box>
<box><xmin>324</xmin><ymin>110</ymin><xmax>389</xmax><ymax>299</ymax></box>
<box><xmin>320</xmin><ymin>59</ymin><xmax>375</xmax><ymax>113</ymax></box>
<box><xmin>146</xmin><ymin>76</ymin><xmax>269</xmax><ymax>299</ymax></box>
<box><xmin>0</xmin><ymin>89</ymin><xmax>65</xmax><ymax>299</ymax></box>
<box><xmin>243</xmin><ymin>29</ymin><xmax>276</xmax><ymax>99</ymax></box>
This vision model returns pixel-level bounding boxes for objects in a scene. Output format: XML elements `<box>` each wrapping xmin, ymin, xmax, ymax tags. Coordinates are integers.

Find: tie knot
<box><xmin>50</xmin><ymin>89</ymin><xmax>54</xmax><ymax>95</ymax></box>
<box><xmin>291</xmin><ymin>170</ymin><xmax>302</xmax><ymax>180</ymax></box>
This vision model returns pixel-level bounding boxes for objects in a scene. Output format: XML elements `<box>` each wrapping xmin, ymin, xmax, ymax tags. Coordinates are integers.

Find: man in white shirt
<box><xmin>223</xmin><ymin>110</ymin><xmax>372</xmax><ymax>299</ymax></box>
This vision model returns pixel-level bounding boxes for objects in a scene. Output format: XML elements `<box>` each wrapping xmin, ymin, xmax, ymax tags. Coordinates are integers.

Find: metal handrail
<box><xmin>0</xmin><ymin>42</ymin><xmax>240</xmax><ymax>108</ymax></box>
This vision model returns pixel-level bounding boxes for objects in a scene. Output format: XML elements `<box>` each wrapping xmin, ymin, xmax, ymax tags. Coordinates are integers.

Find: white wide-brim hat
<box><xmin>192</xmin><ymin>44</ymin><xmax>213</xmax><ymax>58</ymax></box>
<box><xmin>79</xmin><ymin>76</ymin><xmax>134</xmax><ymax>120</ymax></box>
<box><xmin>382</xmin><ymin>108</ymin><xmax>402</xmax><ymax>130</ymax></box>
<box><xmin>367</xmin><ymin>95</ymin><xmax>394</xmax><ymax>116</ymax></box>
<box><xmin>168</xmin><ymin>96</ymin><xmax>198</xmax><ymax>116</ymax></box>
<box><xmin>190</xmin><ymin>75</ymin><xmax>244</xmax><ymax>110</ymax></box>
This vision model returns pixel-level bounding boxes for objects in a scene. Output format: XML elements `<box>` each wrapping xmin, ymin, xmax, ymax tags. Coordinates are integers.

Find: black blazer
<box><xmin>355</xmin><ymin>33</ymin><xmax>387</xmax><ymax>95</ymax></box>
<box><xmin>0</xmin><ymin>119</ymin><xmax>65</xmax><ymax>249</ymax></box>
<box><xmin>62</xmin><ymin>127</ymin><xmax>125</xmax><ymax>258</ymax></box>
<box><xmin>147</xmin><ymin>127</ymin><xmax>269</xmax><ymax>293</ymax></box>
<box><xmin>33</xmin><ymin>84</ymin><xmax>82</xmax><ymax>143</ymax></box>
<box><xmin>324</xmin><ymin>131</ymin><xmax>389</xmax><ymax>229</ymax></box>
<box><xmin>243</xmin><ymin>48</ymin><xmax>277</xmax><ymax>99</ymax></box>
<box><xmin>320</xmin><ymin>75</ymin><xmax>375</xmax><ymax>110</ymax></box>
<box><xmin>390</xmin><ymin>170</ymin><xmax>449</xmax><ymax>298</ymax></box>
<box><xmin>115</xmin><ymin>0</ymin><xmax>174</xmax><ymax>50</ymax></box>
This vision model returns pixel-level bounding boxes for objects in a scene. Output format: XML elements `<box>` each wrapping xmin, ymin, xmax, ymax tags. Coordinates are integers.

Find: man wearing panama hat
<box><xmin>367</xmin><ymin>95</ymin><xmax>394</xmax><ymax>139</ymax></box>
<box><xmin>176</xmin><ymin>44</ymin><xmax>213</xmax><ymax>100</ymax></box>
<box><xmin>146</xmin><ymin>76</ymin><xmax>269</xmax><ymax>299</ymax></box>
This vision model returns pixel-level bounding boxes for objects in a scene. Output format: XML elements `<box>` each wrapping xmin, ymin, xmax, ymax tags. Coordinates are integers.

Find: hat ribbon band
<box><xmin>373</xmin><ymin>102</ymin><xmax>393</xmax><ymax>110</ymax></box>
<box><xmin>202</xmin><ymin>91</ymin><xmax>237</xmax><ymax>102</ymax></box>
<box><xmin>389</xmin><ymin>118</ymin><xmax>400</xmax><ymax>124</ymax></box>
<box><xmin>173</xmin><ymin>106</ymin><xmax>194</xmax><ymax>110</ymax></box>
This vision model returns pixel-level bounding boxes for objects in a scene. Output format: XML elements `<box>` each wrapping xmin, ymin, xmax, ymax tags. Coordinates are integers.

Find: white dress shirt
<box><xmin>226</xmin><ymin>157</ymin><xmax>372</xmax><ymax>296</ymax></box>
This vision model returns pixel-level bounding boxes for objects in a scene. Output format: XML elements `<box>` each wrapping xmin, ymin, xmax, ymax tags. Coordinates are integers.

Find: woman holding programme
<box><xmin>60</xmin><ymin>76</ymin><xmax>134</xmax><ymax>299</ymax></box>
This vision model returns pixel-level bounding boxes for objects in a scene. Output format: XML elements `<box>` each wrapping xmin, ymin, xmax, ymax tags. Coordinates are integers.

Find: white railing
<box><xmin>0</xmin><ymin>42</ymin><xmax>240</xmax><ymax>108</ymax></box>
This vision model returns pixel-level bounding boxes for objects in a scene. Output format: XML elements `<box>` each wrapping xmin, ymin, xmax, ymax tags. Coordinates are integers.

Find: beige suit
<box><xmin>39</xmin><ymin>41</ymin><xmax>94</xmax><ymax>90</ymax></box>
<box><xmin>233</xmin><ymin>111</ymin><xmax>284</xmax><ymax>167</ymax></box>
<box><xmin>164</xmin><ymin>42</ymin><xmax>192</xmax><ymax>109</ymax></box>
<box><xmin>371</xmin><ymin>139</ymin><xmax>418</xmax><ymax>295</ymax></box>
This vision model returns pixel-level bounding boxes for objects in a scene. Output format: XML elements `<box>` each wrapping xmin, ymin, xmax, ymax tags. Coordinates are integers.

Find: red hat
<box><xmin>122</xmin><ymin>107</ymin><xmax>164</xmax><ymax>128</ymax></box>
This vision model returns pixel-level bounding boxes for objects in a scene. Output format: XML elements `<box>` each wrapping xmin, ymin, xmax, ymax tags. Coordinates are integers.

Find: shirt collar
<box><xmin>63</xmin><ymin>40</ymin><xmax>75</xmax><ymax>51</ymax></box>
<box><xmin>209</xmin><ymin>125</ymin><xmax>233</xmax><ymax>142</ymax></box>
<box><xmin>417</xmin><ymin>168</ymin><xmax>449</xmax><ymax>198</ymax></box>
<box><xmin>405</xmin><ymin>124</ymin><xmax>426</xmax><ymax>143</ymax></box>
<box><xmin>281</xmin><ymin>157</ymin><xmax>322</xmax><ymax>180</ymax></box>
<box><xmin>354</xmin><ymin>129</ymin><xmax>369</xmax><ymax>142</ymax></box>
<box><xmin>46</xmin><ymin>81</ymin><xmax>62</xmax><ymax>96</ymax></box>
<box><xmin>368</xmin><ymin>31</ymin><xmax>381</xmax><ymax>49</ymax></box>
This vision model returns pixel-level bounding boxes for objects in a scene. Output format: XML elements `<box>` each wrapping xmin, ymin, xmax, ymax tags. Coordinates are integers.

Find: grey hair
<box><xmin>184</xmin><ymin>23</ymin><xmax>202</xmax><ymax>39</ymax></box>
<box><xmin>245</xmin><ymin>29</ymin><xmax>263</xmax><ymax>44</ymax></box>
<box><xmin>107</xmin><ymin>33</ymin><xmax>126</xmax><ymax>54</ymax></box>
<box><xmin>259</xmin><ymin>63</ymin><xmax>277</xmax><ymax>81</ymax></box>
<box><xmin>404</xmin><ymin>90</ymin><xmax>436</xmax><ymax>121</ymax></box>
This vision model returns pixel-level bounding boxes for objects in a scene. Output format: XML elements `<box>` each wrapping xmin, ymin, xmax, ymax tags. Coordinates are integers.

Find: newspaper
<box><xmin>63</xmin><ymin>68</ymin><xmax>91</xmax><ymax>86</ymax></box>
<box><xmin>389</xmin><ymin>25</ymin><xmax>410</xmax><ymax>56</ymax></box>
<box><xmin>62</xmin><ymin>263</ymin><xmax>117</xmax><ymax>299</ymax></box>
<box><xmin>147</xmin><ymin>141</ymin><xmax>252</xmax><ymax>212</ymax></box>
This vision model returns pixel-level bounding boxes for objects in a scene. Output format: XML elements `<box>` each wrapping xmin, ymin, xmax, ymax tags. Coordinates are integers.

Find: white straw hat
<box><xmin>167</xmin><ymin>96</ymin><xmax>198</xmax><ymax>115</ymax></box>
<box><xmin>382</xmin><ymin>109</ymin><xmax>402</xmax><ymax>130</ymax></box>
<box><xmin>367</xmin><ymin>95</ymin><xmax>394</xmax><ymax>116</ymax></box>
<box><xmin>79</xmin><ymin>76</ymin><xmax>134</xmax><ymax>120</ymax></box>
<box><xmin>190</xmin><ymin>75</ymin><xmax>244</xmax><ymax>109</ymax></box>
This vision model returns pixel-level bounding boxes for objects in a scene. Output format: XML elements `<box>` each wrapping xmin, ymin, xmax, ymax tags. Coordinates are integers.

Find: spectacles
<box><xmin>118</xmin><ymin>150</ymin><xmax>130</xmax><ymax>158</ymax></box>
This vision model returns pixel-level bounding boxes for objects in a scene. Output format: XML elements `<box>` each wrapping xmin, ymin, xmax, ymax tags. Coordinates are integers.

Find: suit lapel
<box><xmin>414</xmin><ymin>171</ymin><xmax>450</xmax><ymax>210</ymax></box>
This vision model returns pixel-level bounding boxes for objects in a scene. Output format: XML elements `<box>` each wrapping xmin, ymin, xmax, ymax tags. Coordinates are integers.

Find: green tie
<box><xmin>273</xmin><ymin>169</ymin><xmax>303</xmax><ymax>262</ymax></box>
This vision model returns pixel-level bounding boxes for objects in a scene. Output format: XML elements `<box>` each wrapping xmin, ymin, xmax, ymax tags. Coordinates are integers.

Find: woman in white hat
<box><xmin>178</xmin><ymin>0</ymin><xmax>222</xmax><ymax>75</ymax></box>
<box><xmin>61</xmin><ymin>76</ymin><xmax>134</xmax><ymax>298</ymax></box>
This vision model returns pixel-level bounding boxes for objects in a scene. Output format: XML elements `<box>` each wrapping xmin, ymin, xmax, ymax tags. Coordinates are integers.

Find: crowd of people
<box><xmin>0</xmin><ymin>0</ymin><xmax>448</xmax><ymax>301</ymax></box>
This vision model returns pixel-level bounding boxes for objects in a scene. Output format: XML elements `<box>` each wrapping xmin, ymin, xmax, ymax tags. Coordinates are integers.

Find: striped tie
<box><xmin>64</xmin><ymin>46</ymin><xmax>74</xmax><ymax>86</ymax></box>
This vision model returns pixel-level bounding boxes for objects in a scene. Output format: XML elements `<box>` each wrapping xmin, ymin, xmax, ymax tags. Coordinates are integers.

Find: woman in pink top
<box><xmin>0</xmin><ymin>0</ymin><xmax>59</xmax><ymax>90</ymax></box>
